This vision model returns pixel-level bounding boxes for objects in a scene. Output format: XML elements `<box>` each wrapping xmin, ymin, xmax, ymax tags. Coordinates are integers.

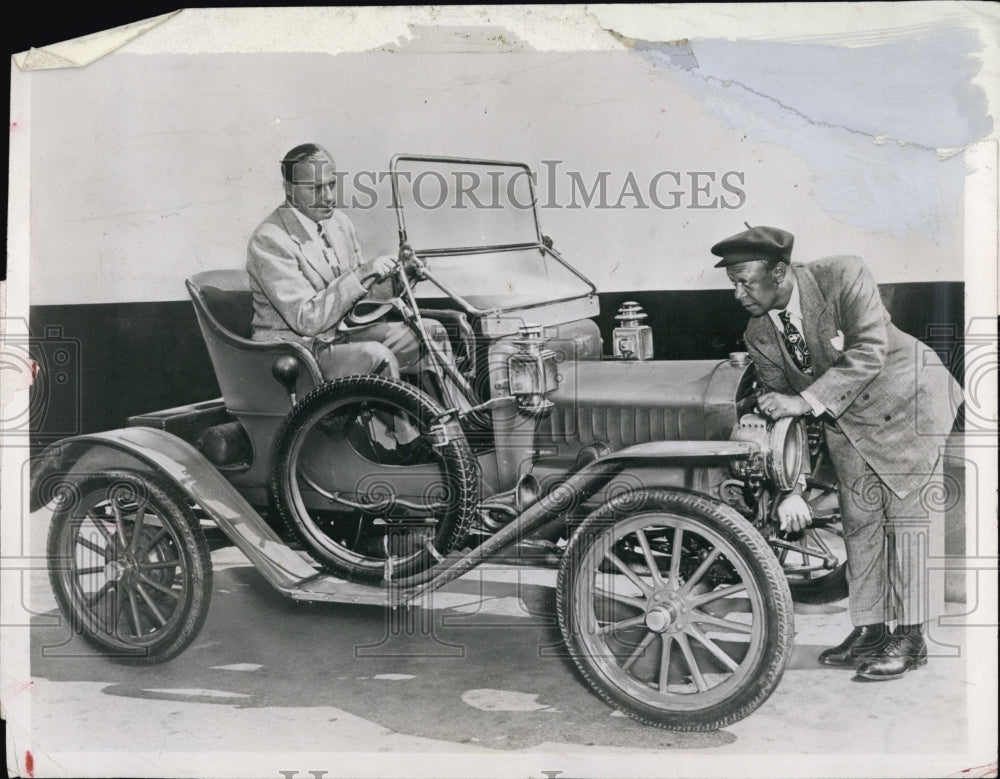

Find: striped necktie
<box><xmin>778</xmin><ymin>309</ymin><xmax>813</xmax><ymax>375</ymax></box>
<box><xmin>316</xmin><ymin>221</ymin><xmax>342</xmax><ymax>277</ymax></box>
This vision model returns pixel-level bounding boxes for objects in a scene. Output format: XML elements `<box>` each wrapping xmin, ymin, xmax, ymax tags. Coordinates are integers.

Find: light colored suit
<box><xmin>247</xmin><ymin>204</ymin><xmax>368</xmax><ymax>346</ymax></box>
<box><xmin>744</xmin><ymin>255</ymin><xmax>961</xmax><ymax>625</ymax></box>
<box><xmin>246</xmin><ymin>203</ymin><xmax>457</xmax><ymax>394</ymax></box>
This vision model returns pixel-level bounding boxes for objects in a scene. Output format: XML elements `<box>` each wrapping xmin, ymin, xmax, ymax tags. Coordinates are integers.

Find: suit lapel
<box><xmin>747</xmin><ymin>314</ymin><xmax>786</xmax><ymax>365</ymax></box>
<box><xmin>794</xmin><ymin>264</ymin><xmax>838</xmax><ymax>374</ymax></box>
<box><xmin>277</xmin><ymin>206</ymin><xmax>335</xmax><ymax>286</ymax></box>
<box><xmin>748</xmin><ymin>266</ymin><xmax>832</xmax><ymax>387</ymax></box>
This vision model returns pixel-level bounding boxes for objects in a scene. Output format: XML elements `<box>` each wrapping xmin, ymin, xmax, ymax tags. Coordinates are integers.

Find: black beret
<box><xmin>711</xmin><ymin>225</ymin><xmax>794</xmax><ymax>268</ymax></box>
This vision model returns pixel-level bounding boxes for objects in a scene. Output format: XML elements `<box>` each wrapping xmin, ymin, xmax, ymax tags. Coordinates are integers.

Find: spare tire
<box><xmin>271</xmin><ymin>375</ymin><xmax>478</xmax><ymax>583</ymax></box>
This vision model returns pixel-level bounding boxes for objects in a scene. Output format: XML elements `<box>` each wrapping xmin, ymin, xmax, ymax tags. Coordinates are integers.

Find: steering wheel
<box><xmin>340</xmin><ymin>246</ymin><xmax>419</xmax><ymax>330</ymax></box>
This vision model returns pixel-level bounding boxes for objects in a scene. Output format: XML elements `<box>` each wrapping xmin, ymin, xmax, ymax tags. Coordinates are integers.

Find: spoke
<box><xmin>620</xmin><ymin>630</ymin><xmax>657</xmax><ymax>672</ymax></box>
<box><xmin>668</xmin><ymin>526</ymin><xmax>683</xmax><ymax>588</ymax></box>
<box><xmin>85</xmin><ymin>580</ymin><xmax>114</xmax><ymax>607</ymax></box>
<box><xmin>633</xmin><ymin>527</ymin><xmax>665</xmax><ymax>586</ymax></box>
<box><xmin>89</xmin><ymin>515</ymin><xmax>115</xmax><ymax>546</ymax></box>
<box><xmin>135</xmin><ymin>528</ymin><xmax>169</xmax><ymax>559</ymax></box>
<box><xmin>691</xmin><ymin>583</ymin><xmax>747</xmax><ymax>608</ymax></box>
<box><xmin>74</xmin><ymin>565</ymin><xmax>106</xmax><ymax>576</ymax></box>
<box><xmin>595</xmin><ymin>587</ymin><xmax>647</xmax><ymax>611</ymax></box>
<box><xmin>128</xmin><ymin>504</ymin><xmax>148</xmax><ymax>553</ymax></box>
<box><xmin>137</xmin><ymin>574</ymin><xmax>181</xmax><ymax>600</ymax></box>
<box><xmin>107</xmin><ymin>586</ymin><xmax>121</xmax><ymax>635</ymax></box>
<box><xmin>605</xmin><ymin>549</ymin><xmax>653</xmax><ymax>597</ymax></box>
<box><xmin>135</xmin><ymin>583</ymin><xmax>167</xmax><ymax>627</ymax></box>
<box><xmin>139</xmin><ymin>559</ymin><xmax>181</xmax><ymax>571</ymax></box>
<box><xmin>690</xmin><ymin>610</ymin><xmax>753</xmax><ymax>635</ymax></box>
<box><xmin>111</xmin><ymin>500</ymin><xmax>128</xmax><ymax>547</ymax></box>
<box><xmin>687</xmin><ymin>624</ymin><xmax>740</xmax><ymax>672</ymax></box>
<box><xmin>676</xmin><ymin>633</ymin><xmax>709</xmax><ymax>692</ymax></box>
<box><xmin>679</xmin><ymin>547</ymin><xmax>722</xmax><ymax>595</ymax></box>
<box><xmin>76</xmin><ymin>534</ymin><xmax>109</xmax><ymax>558</ymax></box>
<box><xmin>597</xmin><ymin>614</ymin><xmax>647</xmax><ymax>636</ymax></box>
<box><xmin>808</xmin><ymin>529</ymin><xmax>834</xmax><ymax>557</ymax></box>
<box><xmin>126</xmin><ymin>588</ymin><xmax>143</xmax><ymax>638</ymax></box>
<box><xmin>657</xmin><ymin>635</ymin><xmax>674</xmax><ymax>691</ymax></box>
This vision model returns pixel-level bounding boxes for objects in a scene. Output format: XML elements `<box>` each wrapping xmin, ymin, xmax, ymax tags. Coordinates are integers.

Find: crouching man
<box><xmin>712</xmin><ymin>224</ymin><xmax>960</xmax><ymax>680</ymax></box>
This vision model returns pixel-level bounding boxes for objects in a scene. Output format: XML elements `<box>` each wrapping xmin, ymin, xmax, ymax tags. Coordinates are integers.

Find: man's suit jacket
<box><xmin>246</xmin><ymin>205</ymin><xmax>368</xmax><ymax>346</ymax></box>
<box><xmin>744</xmin><ymin>255</ymin><xmax>960</xmax><ymax>498</ymax></box>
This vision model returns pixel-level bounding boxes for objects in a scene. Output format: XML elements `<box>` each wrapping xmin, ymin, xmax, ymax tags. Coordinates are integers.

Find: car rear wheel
<box><xmin>46</xmin><ymin>470</ymin><xmax>212</xmax><ymax>664</ymax></box>
<box><xmin>558</xmin><ymin>489</ymin><xmax>794</xmax><ymax>731</ymax></box>
<box><xmin>271</xmin><ymin>375</ymin><xmax>478</xmax><ymax>583</ymax></box>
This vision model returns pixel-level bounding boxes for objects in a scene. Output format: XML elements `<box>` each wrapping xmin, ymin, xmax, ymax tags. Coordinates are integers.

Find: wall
<box><xmin>25</xmin><ymin>38</ymin><xmax>983</xmax><ymax>308</ymax></box>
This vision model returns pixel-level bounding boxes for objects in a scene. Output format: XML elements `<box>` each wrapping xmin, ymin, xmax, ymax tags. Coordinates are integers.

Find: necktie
<box><xmin>316</xmin><ymin>222</ymin><xmax>341</xmax><ymax>277</ymax></box>
<box><xmin>778</xmin><ymin>309</ymin><xmax>813</xmax><ymax>375</ymax></box>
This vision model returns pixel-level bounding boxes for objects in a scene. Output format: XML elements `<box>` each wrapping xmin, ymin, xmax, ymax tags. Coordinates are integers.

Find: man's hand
<box><xmin>359</xmin><ymin>255</ymin><xmax>398</xmax><ymax>284</ymax></box>
<box><xmin>776</xmin><ymin>493</ymin><xmax>812</xmax><ymax>533</ymax></box>
<box><xmin>756</xmin><ymin>391</ymin><xmax>810</xmax><ymax>420</ymax></box>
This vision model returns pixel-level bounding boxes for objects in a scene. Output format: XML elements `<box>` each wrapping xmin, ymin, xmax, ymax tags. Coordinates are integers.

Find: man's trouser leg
<box><xmin>336</xmin><ymin>320</ymin><xmax>469</xmax><ymax>410</ymax></box>
<box><xmin>312</xmin><ymin>340</ymin><xmax>417</xmax><ymax>445</ymax></box>
<box><xmin>313</xmin><ymin>340</ymin><xmax>399</xmax><ymax>380</ymax></box>
<box><xmin>825</xmin><ymin>425</ymin><xmax>944</xmax><ymax>626</ymax></box>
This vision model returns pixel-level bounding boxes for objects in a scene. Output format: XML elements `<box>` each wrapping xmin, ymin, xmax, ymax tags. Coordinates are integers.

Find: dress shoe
<box><xmin>393</xmin><ymin>438</ymin><xmax>436</xmax><ymax>466</ymax></box>
<box><xmin>818</xmin><ymin>623</ymin><xmax>890</xmax><ymax>667</ymax></box>
<box><xmin>855</xmin><ymin>629</ymin><xmax>927</xmax><ymax>681</ymax></box>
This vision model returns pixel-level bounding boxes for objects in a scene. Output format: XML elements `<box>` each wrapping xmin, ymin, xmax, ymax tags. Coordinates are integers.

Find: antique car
<box><xmin>33</xmin><ymin>155</ymin><xmax>846</xmax><ymax>732</ymax></box>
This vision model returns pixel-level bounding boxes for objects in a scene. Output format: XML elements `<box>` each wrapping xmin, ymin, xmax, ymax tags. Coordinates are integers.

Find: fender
<box><xmin>399</xmin><ymin>438</ymin><xmax>761</xmax><ymax>600</ymax></box>
<box><xmin>30</xmin><ymin>427</ymin><xmax>320</xmax><ymax>595</ymax></box>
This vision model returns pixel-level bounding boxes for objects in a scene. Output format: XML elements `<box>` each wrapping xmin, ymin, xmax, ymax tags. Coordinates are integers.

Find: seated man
<box><xmin>247</xmin><ymin>143</ymin><xmax>463</xmax><ymax>420</ymax></box>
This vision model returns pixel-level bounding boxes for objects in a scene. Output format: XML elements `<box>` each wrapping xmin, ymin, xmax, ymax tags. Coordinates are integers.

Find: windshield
<box><xmin>391</xmin><ymin>156</ymin><xmax>595</xmax><ymax>313</ymax></box>
<box><xmin>409</xmin><ymin>247</ymin><xmax>594</xmax><ymax>310</ymax></box>
<box><xmin>392</xmin><ymin>157</ymin><xmax>540</xmax><ymax>251</ymax></box>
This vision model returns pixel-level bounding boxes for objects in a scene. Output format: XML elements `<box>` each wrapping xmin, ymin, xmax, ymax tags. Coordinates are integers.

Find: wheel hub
<box><xmin>644</xmin><ymin>606</ymin><xmax>674</xmax><ymax>632</ymax></box>
<box><xmin>103</xmin><ymin>556</ymin><xmax>137</xmax><ymax>584</ymax></box>
<box><xmin>645</xmin><ymin>590</ymin><xmax>688</xmax><ymax>633</ymax></box>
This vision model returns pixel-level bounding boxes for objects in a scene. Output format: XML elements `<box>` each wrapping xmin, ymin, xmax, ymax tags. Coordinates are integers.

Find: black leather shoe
<box><xmin>818</xmin><ymin>624</ymin><xmax>890</xmax><ymax>667</ymax></box>
<box><xmin>392</xmin><ymin>438</ymin><xmax>436</xmax><ymax>466</ymax></box>
<box><xmin>855</xmin><ymin>631</ymin><xmax>927</xmax><ymax>680</ymax></box>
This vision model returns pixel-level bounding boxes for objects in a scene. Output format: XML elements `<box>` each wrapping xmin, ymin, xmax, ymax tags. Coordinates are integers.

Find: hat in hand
<box><xmin>711</xmin><ymin>224</ymin><xmax>794</xmax><ymax>268</ymax></box>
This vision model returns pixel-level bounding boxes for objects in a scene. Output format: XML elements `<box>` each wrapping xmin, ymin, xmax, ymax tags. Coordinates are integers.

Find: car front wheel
<box><xmin>558</xmin><ymin>489</ymin><xmax>794</xmax><ymax>731</ymax></box>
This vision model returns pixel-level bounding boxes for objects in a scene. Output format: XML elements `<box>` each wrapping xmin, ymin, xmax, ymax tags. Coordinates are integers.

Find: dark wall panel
<box><xmin>28</xmin><ymin>301</ymin><xmax>220</xmax><ymax>448</ymax></box>
<box><xmin>29</xmin><ymin>283</ymin><xmax>964</xmax><ymax>450</ymax></box>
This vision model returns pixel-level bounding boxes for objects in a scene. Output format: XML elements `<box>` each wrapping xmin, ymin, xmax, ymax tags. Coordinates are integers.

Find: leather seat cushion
<box><xmin>201</xmin><ymin>286</ymin><xmax>254</xmax><ymax>339</ymax></box>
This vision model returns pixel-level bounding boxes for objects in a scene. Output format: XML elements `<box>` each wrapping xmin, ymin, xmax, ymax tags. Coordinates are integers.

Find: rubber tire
<box><xmin>46</xmin><ymin>470</ymin><xmax>212</xmax><ymax>665</ymax></box>
<box><xmin>271</xmin><ymin>375</ymin><xmax>479</xmax><ymax>583</ymax></box>
<box><xmin>557</xmin><ymin>489</ymin><xmax>795</xmax><ymax>732</ymax></box>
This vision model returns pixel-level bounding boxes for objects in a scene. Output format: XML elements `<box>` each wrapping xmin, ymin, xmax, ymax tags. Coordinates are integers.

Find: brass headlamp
<box><xmin>730</xmin><ymin>414</ymin><xmax>808</xmax><ymax>491</ymax></box>
<box><xmin>507</xmin><ymin>324</ymin><xmax>559</xmax><ymax>415</ymax></box>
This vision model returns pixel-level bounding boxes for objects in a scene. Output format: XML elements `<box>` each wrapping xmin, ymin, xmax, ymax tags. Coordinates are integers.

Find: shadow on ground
<box><xmin>31</xmin><ymin>564</ymin><xmax>738</xmax><ymax>751</ymax></box>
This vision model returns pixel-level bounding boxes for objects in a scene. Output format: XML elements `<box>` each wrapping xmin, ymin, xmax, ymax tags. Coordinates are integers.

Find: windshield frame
<box><xmin>389</xmin><ymin>154</ymin><xmax>597</xmax><ymax>316</ymax></box>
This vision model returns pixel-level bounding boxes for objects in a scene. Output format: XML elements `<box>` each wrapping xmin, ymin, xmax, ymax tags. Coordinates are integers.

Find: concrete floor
<box><xmin>9</xmin><ymin>509</ymin><xmax>998</xmax><ymax>779</ymax></box>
